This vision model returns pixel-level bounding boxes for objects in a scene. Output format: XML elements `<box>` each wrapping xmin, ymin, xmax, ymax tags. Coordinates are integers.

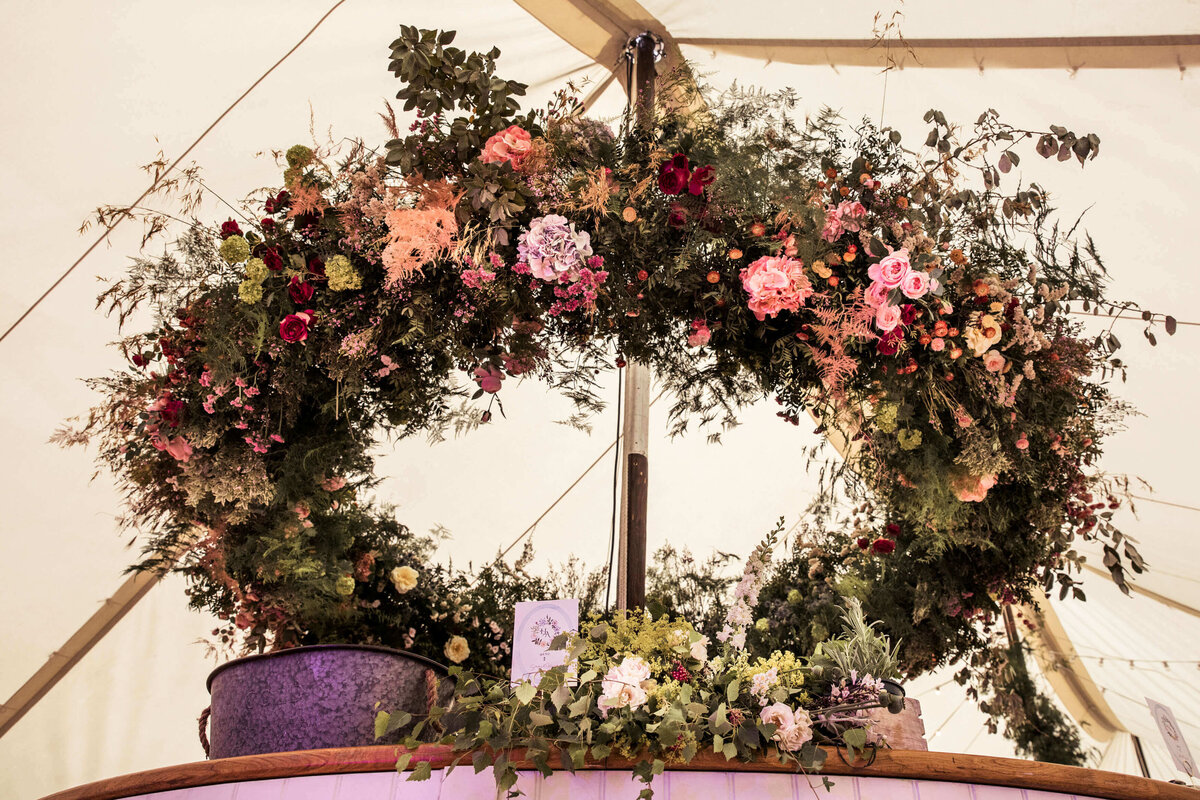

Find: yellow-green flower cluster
<box><xmin>873</xmin><ymin>401</ymin><xmax>898</xmax><ymax>434</ymax></box>
<box><xmin>326</xmin><ymin>254</ymin><xmax>362</xmax><ymax>291</ymax></box>
<box><xmin>238</xmin><ymin>257</ymin><xmax>269</xmax><ymax>305</ymax></box>
<box><xmin>286</xmin><ymin>144</ymin><xmax>315</xmax><ymax>168</ymax></box>
<box><xmin>739</xmin><ymin>650</ymin><xmax>807</xmax><ymax>692</ymax></box>
<box><xmin>897</xmin><ymin>428</ymin><xmax>922</xmax><ymax>450</ymax></box>
<box><xmin>219</xmin><ymin>234</ymin><xmax>251</xmax><ymax>265</ymax></box>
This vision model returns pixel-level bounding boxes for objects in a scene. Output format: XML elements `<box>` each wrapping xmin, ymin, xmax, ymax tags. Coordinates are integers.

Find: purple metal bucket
<box><xmin>206</xmin><ymin>644</ymin><xmax>450</xmax><ymax>759</ymax></box>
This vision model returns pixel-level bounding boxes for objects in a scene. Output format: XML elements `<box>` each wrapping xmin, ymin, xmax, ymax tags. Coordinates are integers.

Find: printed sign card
<box><xmin>510</xmin><ymin>599</ymin><xmax>579</xmax><ymax>684</ymax></box>
<box><xmin>1147</xmin><ymin>697</ymin><xmax>1197</xmax><ymax>777</ymax></box>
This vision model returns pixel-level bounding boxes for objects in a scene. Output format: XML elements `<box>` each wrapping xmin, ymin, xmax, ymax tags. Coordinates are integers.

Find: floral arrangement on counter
<box><xmin>62</xmin><ymin>24</ymin><xmax>1160</xmax><ymax>692</ymax></box>
<box><xmin>377</xmin><ymin>532</ymin><xmax>905</xmax><ymax>797</ymax></box>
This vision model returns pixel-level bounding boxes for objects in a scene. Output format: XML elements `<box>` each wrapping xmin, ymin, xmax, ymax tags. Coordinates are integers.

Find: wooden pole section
<box><xmin>616</xmin><ymin>33</ymin><xmax>656</xmax><ymax>612</ymax></box>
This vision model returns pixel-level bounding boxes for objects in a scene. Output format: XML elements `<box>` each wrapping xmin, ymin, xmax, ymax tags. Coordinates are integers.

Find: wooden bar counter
<box><xmin>41</xmin><ymin>745</ymin><xmax>1198</xmax><ymax>800</ymax></box>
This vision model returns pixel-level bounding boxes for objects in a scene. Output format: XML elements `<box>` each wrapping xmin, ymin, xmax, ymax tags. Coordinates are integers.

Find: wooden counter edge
<box><xmin>40</xmin><ymin>745</ymin><xmax>1199</xmax><ymax>800</ymax></box>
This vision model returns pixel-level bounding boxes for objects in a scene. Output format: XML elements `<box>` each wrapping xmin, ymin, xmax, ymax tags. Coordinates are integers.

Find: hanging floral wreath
<box><xmin>67</xmin><ymin>26</ymin><xmax>1163</xmax><ymax>674</ymax></box>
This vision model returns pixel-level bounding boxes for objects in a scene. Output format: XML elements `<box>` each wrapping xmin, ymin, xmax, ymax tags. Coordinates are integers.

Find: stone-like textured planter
<box><xmin>205</xmin><ymin>644</ymin><xmax>450</xmax><ymax>759</ymax></box>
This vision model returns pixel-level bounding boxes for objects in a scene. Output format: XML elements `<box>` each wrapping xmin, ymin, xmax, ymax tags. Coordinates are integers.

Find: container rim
<box><xmin>207</xmin><ymin>643</ymin><xmax>450</xmax><ymax>692</ymax></box>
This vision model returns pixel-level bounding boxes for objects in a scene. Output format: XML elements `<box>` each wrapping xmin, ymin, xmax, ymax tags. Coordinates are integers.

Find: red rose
<box><xmin>876</xmin><ymin>329</ymin><xmax>902</xmax><ymax>355</ymax></box>
<box><xmin>900</xmin><ymin>304</ymin><xmax>918</xmax><ymax>325</ymax></box>
<box><xmin>131</xmin><ymin>353</ymin><xmax>148</xmax><ymax>367</ymax></box>
<box><xmin>886</xmin><ymin>523</ymin><xmax>901</xmax><ymax>537</ymax></box>
<box><xmin>279</xmin><ymin>312</ymin><xmax>311</xmax><ymax>343</ymax></box>
<box><xmin>262</xmin><ymin>248</ymin><xmax>284</xmax><ymax>272</ymax></box>
<box><xmin>658</xmin><ymin>163</ymin><xmax>688</xmax><ymax>195</ymax></box>
<box><xmin>671</xmin><ymin>153</ymin><xmax>689</xmax><ymax>171</ymax></box>
<box><xmin>872</xmin><ymin>538</ymin><xmax>896</xmax><ymax>555</ymax></box>
<box><xmin>688</xmin><ymin>165</ymin><xmax>715</xmax><ymax>195</ymax></box>
<box><xmin>288</xmin><ymin>277</ymin><xmax>314</xmax><ymax>304</ymax></box>
<box><xmin>857</xmin><ymin>537</ymin><xmax>870</xmax><ymax>550</ymax></box>
<box><xmin>261</xmin><ymin>218</ymin><xmax>275</xmax><ymax>231</ymax></box>
<box><xmin>220</xmin><ymin>219</ymin><xmax>242</xmax><ymax>239</ymax></box>
<box><xmin>307</xmin><ymin>255</ymin><xmax>325</xmax><ymax>276</ymax></box>
<box><xmin>667</xmin><ymin>203</ymin><xmax>687</xmax><ymax>228</ymax></box>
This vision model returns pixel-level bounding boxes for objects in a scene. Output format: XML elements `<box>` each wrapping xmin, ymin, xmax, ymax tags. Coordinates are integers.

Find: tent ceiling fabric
<box><xmin>677</xmin><ymin>34</ymin><xmax>1200</xmax><ymax>70</ymax></box>
<box><xmin>4</xmin><ymin>1</ymin><xmax>1200</xmax><ymax>797</ymax></box>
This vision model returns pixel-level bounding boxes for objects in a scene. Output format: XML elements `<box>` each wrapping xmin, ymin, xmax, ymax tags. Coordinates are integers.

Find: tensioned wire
<box><xmin>0</xmin><ymin>0</ymin><xmax>349</xmax><ymax>348</ymax></box>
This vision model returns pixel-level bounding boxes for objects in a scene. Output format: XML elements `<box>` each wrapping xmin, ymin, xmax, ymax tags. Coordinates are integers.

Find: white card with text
<box><xmin>1147</xmin><ymin>697</ymin><xmax>1196</xmax><ymax>777</ymax></box>
<box><xmin>510</xmin><ymin>599</ymin><xmax>579</xmax><ymax>684</ymax></box>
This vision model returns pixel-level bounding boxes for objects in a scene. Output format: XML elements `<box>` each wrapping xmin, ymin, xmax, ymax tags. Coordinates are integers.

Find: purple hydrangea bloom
<box><xmin>517</xmin><ymin>214</ymin><xmax>593</xmax><ymax>282</ymax></box>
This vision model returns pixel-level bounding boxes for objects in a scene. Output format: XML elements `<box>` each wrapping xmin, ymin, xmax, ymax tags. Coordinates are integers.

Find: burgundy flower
<box><xmin>131</xmin><ymin>353</ymin><xmax>148</xmax><ymax>368</ymax></box>
<box><xmin>279</xmin><ymin>312</ymin><xmax>311</xmax><ymax>343</ymax></box>
<box><xmin>688</xmin><ymin>165</ymin><xmax>715</xmax><ymax>195</ymax></box>
<box><xmin>160</xmin><ymin>399</ymin><xmax>184</xmax><ymax>428</ymax></box>
<box><xmin>307</xmin><ymin>255</ymin><xmax>326</xmax><ymax>277</ymax></box>
<box><xmin>900</xmin><ymin>304</ymin><xmax>918</xmax><ymax>325</ymax></box>
<box><xmin>219</xmin><ymin>219</ymin><xmax>242</xmax><ymax>239</ymax></box>
<box><xmin>667</xmin><ymin>203</ymin><xmax>688</xmax><ymax>228</ymax></box>
<box><xmin>261</xmin><ymin>218</ymin><xmax>275</xmax><ymax>231</ymax></box>
<box><xmin>886</xmin><ymin>523</ymin><xmax>901</xmax><ymax>537</ymax></box>
<box><xmin>876</xmin><ymin>329</ymin><xmax>902</xmax><ymax>355</ymax></box>
<box><xmin>857</xmin><ymin>537</ymin><xmax>870</xmax><ymax>550</ymax></box>
<box><xmin>262</xmin><ymin>248</ymin><xmax>284</xmax><ymax>272</ymax></box>
<box><xmin>872</xmin><ymin>538</ymin><xmax>896</xmax><ymax>555</ymax></box>
<box><xmin>658</xmin><ymin>163</ymin><xmax>688</xmax><ymax>195</ymax></box>
<box><xmin>265</xmin><ymin>190</ymin><xmax>290</xmax><ymax>215</ymax></box>
<box><xmin>671</xmin><ymin>153</ymin><xmax>689</xmax><ymax>171</ymax></box>
<box><xmin>288</xmin><ymin>276</ymin><xmax>314</xmax><ymax>304</ymax></box>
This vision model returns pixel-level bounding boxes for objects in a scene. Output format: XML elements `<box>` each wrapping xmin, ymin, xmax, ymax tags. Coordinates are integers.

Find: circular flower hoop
<box><xmin>73</xmin><ymin>27</ymin><xmax>1148</xmax><ymax>672</ymax></box>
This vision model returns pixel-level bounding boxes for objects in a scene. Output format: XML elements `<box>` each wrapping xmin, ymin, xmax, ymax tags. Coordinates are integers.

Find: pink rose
<box><xmin>480</xmin><ymin>125</ymin><xmax>532</xmax><ymax>168</ymax></box>
<box><xmin>868</xmin><ymin>249</ymin><xmax>911</xmax><ymax>288</ymax></box>
<box><xmin>473</xmin><ymin>364</ymin><xmax>505</xmax><ymax>393</ymax></box>
<box><xmin>322</xmin><ymin>476</ymin><xmax>347</xmax><ymax>491</ymax></box>
<box><xmin>159</xmin><ymin>435</ymin><xmax>193</xmax><ymax>463</ymax></box>
<box><xmin>983</xmin><ymin>350</ymin><xmax>1006</xmax><ymax>372</ymax></box>
<box><xmin>900</xmin><ymin>270</ymin><xmax>930</xmax><ymax>299</ymax></box>
<box><xmin>864</xmin><ymin>281</ymin><xmax>891</xmax><ymax>308</ymax></box>
<box><xmin>875</xmin><ymin>304</ymin><xmax>902</xmax><ymax>333</ymax></box>
<box><xmin>930</xmin><ymin>337</ymin><xmax>945</xmax><ymax>351</ymax></box>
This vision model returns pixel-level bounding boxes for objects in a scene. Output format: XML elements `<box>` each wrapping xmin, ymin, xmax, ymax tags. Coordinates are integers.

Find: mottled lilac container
<box><xmin>206</xmin><ymin>644</ymin><xmax>450</xmax><ymax>759</ymax></box>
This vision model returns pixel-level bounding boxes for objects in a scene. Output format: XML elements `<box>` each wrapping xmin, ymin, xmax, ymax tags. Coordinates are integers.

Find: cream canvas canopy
<box><xmin>3</xmin><ymin>2</ymin><xmax>1200</xmax><ymax>797</ymax></box>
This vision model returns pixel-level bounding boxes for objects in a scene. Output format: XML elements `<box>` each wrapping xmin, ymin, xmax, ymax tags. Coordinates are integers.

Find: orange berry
<box><xmin>728</xmin><ymin>248</ymin><xmax>743</xmax><ymax>260</ymax></box>
<box><xmin>706</xmin><ymin>270</ymin><xmax>721</xmax><ymax>284</ymax></box>
<box><xmin>827</xmin><ymin>276</ymin><xmax>839</xmax><ymax>287</ymax></box>
<box><xmin>896</xmin><ymin>197</ymin><xmax>909</xmax><ymax>209</ymax></box>
<box><xmin>622</xmin><ymin>206</ymin><xmax>637</xmax><ymax>222</ymax></box>
<box><xmin>839</xmin><ymin>186</ymin><xmax>850</xmax><ymax>197</ymax></box>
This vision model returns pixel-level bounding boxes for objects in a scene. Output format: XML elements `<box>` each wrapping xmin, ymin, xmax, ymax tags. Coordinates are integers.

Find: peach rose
<box><xmin>480</xmin><ymin>125</ymin><xmax>532</xmax><ymax>167</ymax></box>
<box><xmin>983</xmin><ymin>350</ymin><xmax>1006</xmax><ymax>372</ymax></box>
<box><xmin>900</xmin><ymin>270</ymin><xmax>931</xmax><ymax>299</ymax></box>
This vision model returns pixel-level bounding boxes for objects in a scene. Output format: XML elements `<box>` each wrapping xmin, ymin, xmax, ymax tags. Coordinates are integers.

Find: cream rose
<box><xmin>965</xmin><ymin>314</ymin><xmax>1002</xmax><ymax>356</ymax></box>
<box><xmin>444</xmin><ymin>635</ymin><xmax>470</xmax><ymax>664</ymax></box>
<box><xmin>690</xmin><ymin>635</ymin><xmax>710</xmax><ymax>663</ymax></box>
<box><xmin>390</xmin><ymin>565</ymin><xmax>418</xmax><ymax>593</ymax></box>
<box><xmin>598</xmin><ymin>656</ymin><xmax>651</xmax><ymax>717</ymax></box>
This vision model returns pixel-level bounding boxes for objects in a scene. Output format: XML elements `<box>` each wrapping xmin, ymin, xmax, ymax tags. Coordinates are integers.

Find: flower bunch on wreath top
<box><xmin>378</xmin><ymin>523</ymin><xmax>905</xmax><ymax>797</ymax></box>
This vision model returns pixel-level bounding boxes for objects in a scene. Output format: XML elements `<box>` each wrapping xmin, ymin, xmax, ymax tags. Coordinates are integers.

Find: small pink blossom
<box><xmin>864</xmin><ymin>281</ymin><xmax>892</xmax><ymax>308</ymax></box>
<box><xmin>473</xmin><ymin>364</ymin><xmax>505</xmax><ymax>393</ymax></box>
<box><xmin>322</xmin><ymin>476</ymin><xmax>347</xmax><ymax>492</ymax></box>
<box><xmin>688</xmin><ymin>320</ymin><xmax>711</xmax><ymax>347</ymax></box>
<box><xmin>983</xmin><ymin>350</ymin><xmax>1006</xmax><ymax>372</ymax></box>
<box><xmin>931</xmin><ymin>337</ymin><xmax>945</xmax><ymax>351</ymax></box>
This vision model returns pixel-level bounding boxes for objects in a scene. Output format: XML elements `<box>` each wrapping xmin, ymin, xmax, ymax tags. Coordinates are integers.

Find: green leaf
<box><xmin>472</xmin><ymin>748</ymin><xmax>491</xmax><ymax>774</ymax></box>
<box><xmin>514</xmin><ymin>681</ymin><xmax>537</xmax><ymax>705</ymax></box>
<box><xmin>843</xmin><ymin>727</ymin><xmax>868</xmax><ymax>749</ymax></box>
<box><xmin>375</xmin><ymin>711</ymin><xmax>391</xmax><ymax>740</ymax></box>
<box><xmin>551</xmin><ymin>684</ymin><xmax>572</xmax><ymax>711</ymax></box>
<box><xmin>407</xmin><ymin>760</ymin><xmax>432</xmax><ymax>782</ymax></box>
<box><xmin>529</xmin><ymin>711</ymin><xmax>554</xmax><ymax>727</ymax></box>
<box><xmin>568</xmin><ymin>695</ymin><xmax>591</xmax><ymax>718</ymax></box>
<box><xmin>395</xmin><ymin>752</ymin><xmax>413</xmax><ymax>773</ymax></box>
<box><xmin>726</xmin><ymin>679</ymin><xmax>740</xmax><ymax>703</ymax></box>
<box><xmin>386</xmin><ymin>711</ymin><xmax>412</xmax><ymax>734</ymax></box>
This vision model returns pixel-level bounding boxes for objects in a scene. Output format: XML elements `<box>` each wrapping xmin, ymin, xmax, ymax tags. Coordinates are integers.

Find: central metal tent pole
<box><xmin>615</xmin><ymin>32</ymin><xmax>658</xmax><ymax>613</ymax></box>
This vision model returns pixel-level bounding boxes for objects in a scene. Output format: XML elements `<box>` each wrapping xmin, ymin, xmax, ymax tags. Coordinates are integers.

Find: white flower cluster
<box><xmin>717</xmin><ymin>537</ymin><xmax>774</xmax><ymax>650</ymax></box>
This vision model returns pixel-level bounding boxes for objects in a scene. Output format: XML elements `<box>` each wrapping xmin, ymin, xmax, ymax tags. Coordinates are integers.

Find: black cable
<box><xmin>605</xmin><ymin>364</ymin><xmax>624</xmax><ymax>613</ymax></box>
